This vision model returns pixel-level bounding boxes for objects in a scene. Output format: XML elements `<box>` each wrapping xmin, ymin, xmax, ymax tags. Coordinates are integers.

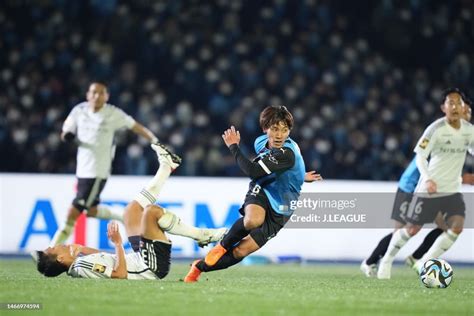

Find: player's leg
<box><xmin>185</xmin><ymin>205</ymin><xmax>284</xmax><ymax>282</ymax></box>
<box><xmin>205</xmin><ymin>203</ymin><xmax>265</xmax><ymax>266</ymax></box>
<box><xmin>185</xmin><ymin>235</ymin><xmax>260</xmax><ymax>283</ymax></box>
<box><xmin>414</xmin><ymin>193</ymin><xmax>466</xmax><ymax>272</ymax></box>
<box><xmin>407</xmin><ymin>212</ymin><xmax>446</xmax><ymax>267</ymax></box>
<box><xmin>124</xmin><ymin>143</ymin><xmax>179</xmax><ymax>246</ymax></box>
<box><xmin>362</xmin><ymin>220</ymin><xmax>404</xmax><ymax>277</ymax></box>
<box><xmin>157</xmin><ymin>208</ymin><xmax>227</xmax><ymax>246</ymax></box>
<box><xmin>415</xmin><ymin>216</ymin><xmax>464</xmax><ymax>270</ymax></box>
<box><xmin>205</xmin><ymin>186</ymin><xmax>268</xmax><ymax>267</ymax></box>
<box><xmin>50</xmin><ymin>178</ymin><xmax>98</xmax><ymax>246</ymax></box>
<box><xmin>50</xmin><ymin>205</ymin><xmax>82</xmax><ymax>246</ymax></box>
<box><xmin>85</xmin><ymin>179</ymin><xmax>123</xmax><ymax>221</ymax></box>
<box><xmin>362</xmin><ymin>189</ymin><xmax>410</xmax><ymax>277</ymax></box>
<box><xmin>139</xmin><ymin>205</ymin><xmax>171</xmax><ymax>279</ymax></box>
<box><xmin>377</xmin><ymin>193</ymin><xmax>439</xmax><ymax>279</ymax></box>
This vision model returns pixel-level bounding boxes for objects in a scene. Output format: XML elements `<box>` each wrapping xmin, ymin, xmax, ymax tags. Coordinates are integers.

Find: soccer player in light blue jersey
<box><xmin>184</xmin><ymin>106</ymin><xmax>316</xmax><ymax>282</ymax></box>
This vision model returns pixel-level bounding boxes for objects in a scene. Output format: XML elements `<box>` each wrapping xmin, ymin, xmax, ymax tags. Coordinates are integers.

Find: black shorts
<box><xmin>239</xmin><ymin>183</ymin><xmax>289</xmax><ymax>248</ymax></box>
<box><xmin>390</xmin><ymin>188</ymin><xmax>414</xmax><ymax>224</ymax></box>
<box><xmin>139</xmin><ymin>237</ymin><xmax>171</xmax><ymax>279</ymax></box>
<box><xmin>405</xmin><ymin>193</ymin><xmax>465</xmax><ymax>225</ymax></box>
<box><xmin>73</xmin><ymin>178</ymin><xmax>107</xmax><ymax>211</ymax></box>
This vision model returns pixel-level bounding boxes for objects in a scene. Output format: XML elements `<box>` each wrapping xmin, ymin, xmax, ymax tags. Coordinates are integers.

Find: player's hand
<box><xmin>107</xmin><ymin>221</ymin><xmax>123</xmax><ymax>245</ymax></box>
<box><xmin>222</xmin><ymin>126</ymin><xmax>241</xmax><ymax>147</ymax></box>
<box><xmin>69</xmin><ymin>244</ymin><xmax>82</xmax><ymax>257</ymax></box>
<box><xmin>304</xmin><ymin>171</ymin><xmax>323</xmax><ymax>182</ymax></box>
<box><xmin>425</xmin><ymin>179</ymin><xmax>437</xmax><ymax>194</ymax></box>
<box><xmin>462</xmin><ymin>173</ymin><xmax>474</xmax><ymax>185</ymax></box>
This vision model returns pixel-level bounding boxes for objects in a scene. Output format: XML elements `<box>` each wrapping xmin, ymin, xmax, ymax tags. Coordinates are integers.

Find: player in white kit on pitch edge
<box><xmin>377</xmin><ymin>88</ymin><xmax>474</xmax><ymax>279</ymax></box>
<box><xmin>51</xmin><ymin>82</ymin><xmax>160</xmax><ymax>246</ymax></box>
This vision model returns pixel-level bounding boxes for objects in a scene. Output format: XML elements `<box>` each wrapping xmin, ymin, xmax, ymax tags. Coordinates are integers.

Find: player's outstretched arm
<box><xmin>131</xmin><ymin>122</ymin><xmax>158</xmax><ymax>144</ymax></box>
<box><xmin>69</xmin><ymin>244</ymin><xmax>100</xmax><ymax>257</ymax></box>
<box><xmin>223</xmin><ymin>126</ymin><xmax>295</xmax><ymax>179</ymax></box>
<box><xmin>304</xmin><ymin>171</ymin><xmax>323</xmax><ymax>183</ymax></box>
<box><xmin>107</xmin><ymin>221</ymin><xmax>128</xmax><ymax>279</ymax></box>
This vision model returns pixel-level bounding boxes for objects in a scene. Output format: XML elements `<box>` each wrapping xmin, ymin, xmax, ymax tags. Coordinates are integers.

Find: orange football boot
<box><xmin>204</xmin><ymin>243</ymin><xmax>227</xmax><ymax>266</ymax></box>
<box><xmin>184</xmin><ymin>260</ymin><xmax>202</xmax><ymax>283</ymax></box>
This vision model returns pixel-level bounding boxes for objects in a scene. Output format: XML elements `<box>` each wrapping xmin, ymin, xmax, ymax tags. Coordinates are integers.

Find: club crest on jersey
<box><xmin>93</xmin><ymin>263</ymin><xmax>106</xmax><ymax>273</ymax></box>
<box><xmin>419</xmin><ymin>138</ymin><xmax>429</xmax><ymax>149</ymax></box>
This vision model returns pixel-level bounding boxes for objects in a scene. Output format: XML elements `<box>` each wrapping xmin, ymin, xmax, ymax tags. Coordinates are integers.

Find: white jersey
<box><xmin>67</xmin><ymin>252</ymin><xmax>158</xmax><ymax>280</ymax></box>
<box><xmin>414</xmin><ymin>117</ymin><xmax>474</xmax><ymax>194</ymax></box>
<box><xmin>62</xmin><ymin>102</ymin><xmax>136</xmax><ymax>178</ymax></box>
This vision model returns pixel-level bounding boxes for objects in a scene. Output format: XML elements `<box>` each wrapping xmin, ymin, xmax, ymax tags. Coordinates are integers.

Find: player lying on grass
<box><xmin>184</xmin><ymin>105</ymin><xmax>321</xmax><ymax>282</ymax></box>
<box><xmin>361</xmin><ymin>100</ymin><xmax>473</xmax><ymax>277</ymax></box>
<box><xmin>34</xmin><ymin>144</ymin><xmax>226</xmax><ymax>279</ymax></box>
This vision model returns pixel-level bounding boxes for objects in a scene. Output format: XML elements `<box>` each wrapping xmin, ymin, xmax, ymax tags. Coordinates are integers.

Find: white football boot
<box><xmin>197</xmin><ymin>228</ymin><xmax>228</xmax><ymax>247</ymax></box>
<box><xmin>151</xmin><ymin>142</ymin><xmax>181</xmax><ymax>170</ymax></box>
<box><xmin>360</xmin><ymin>260</ymin><xmax>377</xmax><ymax>277</ymax></box>
<box><xmin>377</xmin><ymin>259</ymin><xmax>392</xmax><ymax>279</ymax></box>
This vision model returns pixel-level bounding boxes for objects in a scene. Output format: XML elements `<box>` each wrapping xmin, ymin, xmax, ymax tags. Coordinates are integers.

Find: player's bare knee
<box><xmin>406</xmin><ymin>225</ymin><xmax>421</xmax><ymax>236</ymax></box>
<box><xmin>450</xmin><ymin>226</ymin><xmax>463</xmax><ymax>235</ymax></box>
<box><xmin>144</xmin><ymin>205</ymin><xmax>164</xmax><ymax>219</ymax></box>
<box><xmin>86</xmin><ymin>208</ymin><xmax>97</xmax><ymax>218</ymax></box>
<box><xmin>243</xmin><ymin>215</ymin><xmax>264</xmax><ymax>230</ymax></box>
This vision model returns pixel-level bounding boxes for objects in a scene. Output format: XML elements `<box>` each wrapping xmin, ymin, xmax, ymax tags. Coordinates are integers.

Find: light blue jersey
<box><xmin>398</xmin><ymin>157</ymin><xmax>420</xmax><ymax>193</ymax></box>
<box><xmin>253</xmin><ymin>135</ymin><xmax>305</xmax><ymax>215</ymax></box>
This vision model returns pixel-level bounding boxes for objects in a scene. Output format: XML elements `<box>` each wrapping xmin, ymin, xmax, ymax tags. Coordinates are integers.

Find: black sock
<box><xmin>196</xmin><ymin>251</ymin><xmax>242</xmax><ymax>272</ymax></box>
<box><xmin>128</xmin><ymin>235</ymin><xmax>141</xmax><ymax>252</ymax></box>
<box><xmin>366</xmin><ymin>233</ymin><xmax>393</xmax><ymax>265</ymax></box>
<box><xmin>220</xmin><ymin>218</ymin><xmax>249</xmax><ymax>249</ymax></box>
<box><xmin>411</xmin><ymin>228</ymin><xmax>444</xmax><ymax>259</ymax></box>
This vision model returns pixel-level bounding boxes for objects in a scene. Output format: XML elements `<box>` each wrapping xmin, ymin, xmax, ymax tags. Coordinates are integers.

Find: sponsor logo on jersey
<box><xmin>93</xmin><ymin>263</ymin><xmax>106</xmax><ymax>273</ymax></box>
<box><xmin>268</xmin><ymin>154</ymin><xmax>279</xmax><ymax>164</ymax></box>
<box><xmin>419</xmin><ymin>138</ymin><xmax>429</xmax><ymax>149</ymax></box>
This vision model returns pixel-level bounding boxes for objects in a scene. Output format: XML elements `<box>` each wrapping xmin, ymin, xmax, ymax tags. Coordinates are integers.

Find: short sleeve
<box><xmin>414</xmin><ymin>123</ymin><xmax>440</xmax><ymax>158</ymax></box>
<box><xmin>111</xmin><ymin>107</ymin><xmax>136</xmax><ymax>130</ymax></box>
<box><xmin>62</xmin><ymin>107</ymin><xmax>79</xmax><ymax>133</ymax></box>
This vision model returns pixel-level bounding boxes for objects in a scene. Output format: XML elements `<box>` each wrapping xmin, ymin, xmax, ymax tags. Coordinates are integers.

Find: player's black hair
<box><xmin>89</xmin><ymin>81</ymin><xmax>109</xmax><ymax>91</ymax></box>
<box><xmin>441</xmin><ymin>87</ymin><xmax>466</xmax><ymax>104</ymax></box>
<box><xmin>36</xmin><ymin>251</ymin><xmax>68</xmax><ymax>277</ymax></box>
<box><xmin>259</xmin><ymin>105</ymin><xmax>294</xmax><ymax>130</ymax></box>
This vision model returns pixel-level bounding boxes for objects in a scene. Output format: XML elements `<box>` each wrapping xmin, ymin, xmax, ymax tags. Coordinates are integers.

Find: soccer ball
<box><xmin>419</xmin><ymin>259</ymin><xmax>453</xmax><ymax>288</ymax></box>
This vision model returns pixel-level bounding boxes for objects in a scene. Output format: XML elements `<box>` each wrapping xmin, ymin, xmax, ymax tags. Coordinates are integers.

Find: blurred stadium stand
<box><xmin>1</xmin><ymin>0</ymin><xmax>472</xmax><ymax>179</ymax></box>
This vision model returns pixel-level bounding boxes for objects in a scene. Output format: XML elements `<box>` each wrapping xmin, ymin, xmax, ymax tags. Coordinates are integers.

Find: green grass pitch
<box><xmin>1</xmin><ymin>259</ymin><xmax>473</xmax><ymax>316</ymax></box>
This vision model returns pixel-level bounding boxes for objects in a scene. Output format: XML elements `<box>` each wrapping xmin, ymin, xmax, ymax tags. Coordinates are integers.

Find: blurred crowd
<box><xmin>1</xmin><ymin>0</ymin><xmax>473</xmax><ymax>179</ymax></box>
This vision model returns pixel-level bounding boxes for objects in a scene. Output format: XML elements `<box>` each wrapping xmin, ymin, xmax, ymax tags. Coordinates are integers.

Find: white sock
<box><xmin>158</xmin><ymin>210</ymin><xmax>202</xmax><ymax>240</ymax></box>
<box><xmin>134</xmin><ymin>164</ymin><xmax>172</xmax><ymax>208</ymax></box>
<box><xmin>382</xmin><ymin>228</ymin><xmax>411</xmax><ymax>263</ymax></box>
<box><xmin>94</xmin><ymin>205</ymin><xmax>123</xmax><ymax>222</ymax></box>
<box><xmin>50</xmin><ymin>220</ymin><xmax>75</xmax><ymax>246</ymax></box>
<box><xmin>420</xmin><ymin>229</ymin><xmax>458</xmax><ymax>262</ymax></box>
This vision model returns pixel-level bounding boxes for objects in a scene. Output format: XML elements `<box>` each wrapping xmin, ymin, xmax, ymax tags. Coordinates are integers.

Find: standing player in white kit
<box><xmin>50</xmin><ymin>82</ymin><xmax>162</xmax><ymax>246</ymax></box>
<box><xmin>377</xmin><ymin>88</ymin><xmax>474</xmax><ymax>279</ymax></box>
